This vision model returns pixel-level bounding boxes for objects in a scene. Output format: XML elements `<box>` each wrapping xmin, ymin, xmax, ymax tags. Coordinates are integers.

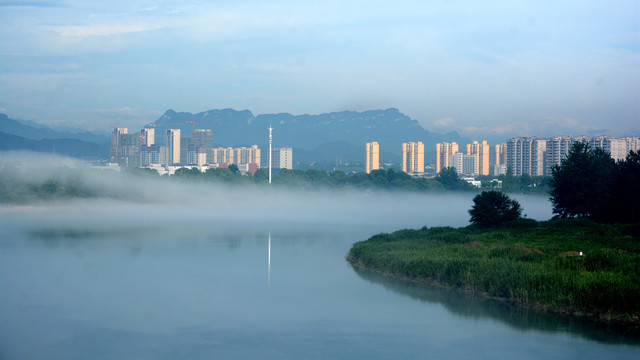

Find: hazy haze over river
<box><xmin>0</xmin><ymin>157</ymin><xmax>638</xmax><ymax>359</ymax></box>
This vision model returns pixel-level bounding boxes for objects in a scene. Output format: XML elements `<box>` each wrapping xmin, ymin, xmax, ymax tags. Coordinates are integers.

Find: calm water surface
<box><xmin>0</xmin><ymin>194</ymin><xmax>638</xmax><ymax>359</ymax></box>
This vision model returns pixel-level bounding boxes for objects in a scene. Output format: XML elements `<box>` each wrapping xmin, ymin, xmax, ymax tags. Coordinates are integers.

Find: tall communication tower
<box><xmin>268</xmin><ymin>124</ymin><xmax>273</xmax><ymax>184</ymax></box>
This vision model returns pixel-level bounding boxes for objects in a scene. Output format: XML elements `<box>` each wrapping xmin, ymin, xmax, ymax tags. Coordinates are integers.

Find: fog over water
<box><xmin>0</xmin><ymin>152</ymin><xmax>553</xmax><ymax>234</ymax></box>
<box><xmin>9</xmin><ymin>153</ymin><xmax>637</xmax><ymax>360</ymax></box>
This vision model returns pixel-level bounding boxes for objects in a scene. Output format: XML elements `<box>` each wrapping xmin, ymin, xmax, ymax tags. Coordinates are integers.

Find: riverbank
<box><xmin>346</xmin><ymin>219</ymin><xmax>640</xmax><ymax>328</ymax></box>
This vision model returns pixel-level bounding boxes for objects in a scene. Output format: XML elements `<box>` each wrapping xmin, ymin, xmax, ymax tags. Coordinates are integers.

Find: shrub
<box><xmin>469</xmin><ymin>191</ymin><xmax>522</xmax><ymax>228</ymax></box>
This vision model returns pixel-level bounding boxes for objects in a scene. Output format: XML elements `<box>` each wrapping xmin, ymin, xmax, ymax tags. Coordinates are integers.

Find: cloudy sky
<box><xmin>0</xmin><ymin>0</ymin><xmax>638</xmax><ymax>141</ymax></box>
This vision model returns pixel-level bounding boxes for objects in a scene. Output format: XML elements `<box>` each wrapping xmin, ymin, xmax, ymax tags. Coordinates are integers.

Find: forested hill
<box><xmin>153</xmin><ymin>108</ymin><xmax>468</xmax><ymax>162</ymax></box>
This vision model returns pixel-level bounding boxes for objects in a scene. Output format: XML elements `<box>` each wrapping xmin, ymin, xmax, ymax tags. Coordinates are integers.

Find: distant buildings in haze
<box><xmin>109</xmin><ymin>125</ymin><xmax>292</xmax><ymax>175</ymax></box>
<box><xmin>271</xmin><ymin>147</ymin><xmax>292</xmax><ymax>170</ymax></box>
<box><xmin>365</xmin><ymin>142</ymin><xmax>380</xmax><ymax>174</ymax></box>
<box><xmin>436</xmin><ymin>135</ymin><xmax>640</xmax><ymax>177</ymax></box>
<box><xmin>435</xmin><ymin>142</ymin><xmax>459</xmax><ymax>174</ymax></box>
<box><xmin>507</xmin><ymin>135</ymin><xmax>640</xmax><ymax>176</ymax></box>
<box><xmin>402</xmin><ymin>142</ymin><xmax>424</xmax><ymax>173</ymax></box>
<box><xmin>114</xmin><ymin>125</ymin><xmax>639</xmax><ymax>178</ymax></box>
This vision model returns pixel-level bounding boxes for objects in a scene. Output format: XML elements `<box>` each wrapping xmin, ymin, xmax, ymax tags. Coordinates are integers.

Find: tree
<box><xmin>173</xmin><ymin>167</ymin><xmax>202</xmax><ymax>180</ymax></box>
<box><xmin>253</xmin><ymin>168</ymin><xmax>269</xmax><ymax>184</ymax></box>
<box><xmin>436</xmin><ymin>167</ymin><xmax>460</xmax><ymax>189</ymax></box>
<box><xmin>125</xmin><ymin>167</ymin><xmax>159</xmax><ymax>177</ymax></box>
<box><xmin>500</xmin><ymin>166</ymin><xmax>520</xmax><ymax>192</ymax></box>
<box><xmin>549</xmin><ymin>142</ymin><xmax>617</xmax><ymax>220</ymax></box>
<box><xmin>468</xmin><ymin>190</ymin><xmax>522</xmax><ymax>228</ymax></box>
<box><xmin>204</xmin><ymin>167</ymin><xmax>241</xmax><ymax>183</ymax></box>
<box><xmin>613</xmin><ymin>150</ymin><xmax>640</xmax><ymax>223</ymax></box>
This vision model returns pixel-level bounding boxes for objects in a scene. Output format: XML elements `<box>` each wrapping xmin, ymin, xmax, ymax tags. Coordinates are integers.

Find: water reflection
<box><xmin>350</xmin><ymin>266</ymin><xmax>640</xmax><ymax>344</ymax></box>
<box><xmin>268</xmin><ymin>231</ymin><xmax>271</xmax><ymax>288</ymax></box>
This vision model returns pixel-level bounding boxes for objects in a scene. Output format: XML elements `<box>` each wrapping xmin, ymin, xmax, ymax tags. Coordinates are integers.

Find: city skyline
<box><xmin>1</xmin><ymin>1</ymin><xmax>638</xmax><ymax>141</ymax></box>
<box><xmin>78</xmin><ymin>120</ymin><xmax>640</xmax><ymax>177</ymax></box>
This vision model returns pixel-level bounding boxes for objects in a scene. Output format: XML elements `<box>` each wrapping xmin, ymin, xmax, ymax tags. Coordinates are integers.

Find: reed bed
<box><xmin>347</xmin><ymin>220</ymin><xmax>640</xmax><ymax>323</ymax></box>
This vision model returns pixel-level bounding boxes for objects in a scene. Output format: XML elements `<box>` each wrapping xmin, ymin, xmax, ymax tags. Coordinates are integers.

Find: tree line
<box><xmin>0</xmin><ymin>163</ymin><xmax>554</xmax><ymax>204</ymax></box>
<box><xmin>549</xmin><ymin>142</ymin><xmax>640</xmax><ymax>223</ymax></box>
<box><xmin>467</xmin><ymin>142</ymin><xmax>640</xmax><ymax>228</ymax></box>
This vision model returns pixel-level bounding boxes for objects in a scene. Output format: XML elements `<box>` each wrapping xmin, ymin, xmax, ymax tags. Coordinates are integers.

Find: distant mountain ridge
<box><xmin>0</xmin><ymin>109</ymin><xmax>469</xmax><ymax>165</ymax></box>
<box><xmin>0</xmin><ymin>113</ymin><xmax>109</xmax><ymax>144</ymax></box>
<box><xmin>0</xmin><ymin>114</ymin><xmax>109</xmax><ymax>158</ymax></box>
<box><xmin>0</xmin><ymin>131</ymin><xmax>108</xmax><ymax>158</ymax></box>
<box><xmin>154</xmin><ymin>108</ymin><xmax>468</xmax><ymax>162</ymax></box>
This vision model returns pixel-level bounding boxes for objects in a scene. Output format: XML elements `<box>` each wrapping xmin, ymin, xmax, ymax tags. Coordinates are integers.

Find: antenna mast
<box><xmin>268</xmin><ymin>124</ymin><xmax>273</xmax><ymax>184</ymax></box>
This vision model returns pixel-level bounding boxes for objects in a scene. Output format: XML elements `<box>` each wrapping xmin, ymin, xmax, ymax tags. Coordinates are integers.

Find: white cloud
<box><xmin>433</xmin><ymin>117</ymin><xmax>456</xmax><ymax>129</ymax></box>
<box><xmin>1</xmin><ymin>1</ymin><xmax>638</xmax><ymax>138</ymax></box>
<box><xmin>46</xmin><ymin>23</ymin><xmax>168</xmax><ymax>38</ymax></box>
<box><xmin>459</xmin><ymin>115</ymin><xmax>610</xmax><ymax>140</ymax></box>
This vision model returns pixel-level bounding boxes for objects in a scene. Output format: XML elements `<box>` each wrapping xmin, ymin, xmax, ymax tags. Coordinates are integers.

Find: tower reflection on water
<box><xmin>268</xmin><ymin>231</ymin><xmax>271</xmax><ymax>288</ymax></box>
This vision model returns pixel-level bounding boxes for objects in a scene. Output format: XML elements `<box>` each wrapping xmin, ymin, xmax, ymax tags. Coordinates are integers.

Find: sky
<box><xmin>0</xmin><ymin>0</ymin><xmax>638</xmax><ymax>141</ymax></box>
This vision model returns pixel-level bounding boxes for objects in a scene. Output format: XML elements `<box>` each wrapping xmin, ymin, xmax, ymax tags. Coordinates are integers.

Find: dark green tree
<box><xmin>435</xmin><ymin>167</ymin><xmax>460</xmax><ymax>189</ymax></box>
<box><xmin>125</xmin><ymin>167</ymin><xmax>160</xmax><ymax>177</ymax></box>
<box><xmin>204</xmin><ymin>167</ymin><xmax>241</xmax><ymax>183</ymax></box>
<box><xmin>549</xmin><ymin>142</ymin><xmax>617</xmax><ymax>220</ymax></box>
<box><xmin>500</xmin><ymin>166</ymin><xmax>520</xmax><ymax>192</ymax></box>
<box><xmin>173</xmin><ymin>167</ymin><xmax>202</xmax><ymax>180</ymax></box>
<box><xmin>329</xmin><ymin>170</ymin><xmax>347</xmax><ymax>185</ymax></box>
<box><xmin>253</xmin><ymin>168</ymin><xmax>269</xmax><ymax>184</ymax></box>
<box><xmin>613</xmin><ymin>150</ymin><xmax>640</xmax><ymax>222</ymax></box>
<box><xmin>468</xmin><ymin>190</ymin><xmax>522</xmax><ymax>228</ymax></box>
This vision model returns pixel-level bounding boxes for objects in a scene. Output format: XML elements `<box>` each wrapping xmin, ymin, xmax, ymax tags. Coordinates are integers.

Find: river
<box><xmin>0</xmin><ymin>192</ymin><xmax>638</xmax><ymax>359</ymax></box>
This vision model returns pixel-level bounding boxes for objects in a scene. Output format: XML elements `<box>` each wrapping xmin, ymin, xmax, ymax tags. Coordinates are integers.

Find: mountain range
<box><xmin>0</xmin><ymin>109</ymin><xmax>468</xmax><ymax>165</ymax></box>
<box><xmin>153</xmin><ymin>108</ymin><xmax>468</xmax><ymax>164</ymax></box>
<box><xmin>0</xmin><ymin>114</ymin><xmax>109</xmax><ymax>158</ymax></box>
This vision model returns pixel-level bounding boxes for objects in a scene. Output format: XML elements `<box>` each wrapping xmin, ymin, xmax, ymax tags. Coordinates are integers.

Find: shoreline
<box><xmin>346</xmin><ymin>220</ymin><xmax>640</xmax><ymax>332</ymax></box>
<box><xmin>346</xmin><ymin>254</ymin><xmax>639</xmax><ymax>329</ymax></box>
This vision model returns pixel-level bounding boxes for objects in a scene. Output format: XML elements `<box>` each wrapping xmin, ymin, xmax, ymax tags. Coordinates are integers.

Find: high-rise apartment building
<box><xmin>365</xmin><ymin>142</ymin><xmax>380</xmax><ymax>174</ymax></box>
<box><xmin>492</xmin><ymin>143</ymin><xmax>507</xmax><ymax>175</ymax></box>
<box><xmin>140</xmin><ymin>127</ymin><xmax>155</xmax><ymax>147</ymax></box>
<box><xmin>210</xmin><ymin>147</ymin><xmax>234</xmax><ymax>164</ymax></box>
<box><xmin>272</xmin><ymin>147</ymin><xmax>292</xmax><ymax>169</ymax></box>
<box><xmin>622</xmin><ymin>136</ymin><xmax>640</xmax><ymax>154</ymax></box>
<box><xmin>111</xmin><ymin>127</ymin><xmax>127</xmax><ymax>146</ymax></box>
<box><xmin>187</xmin><ymin>145</ymin><xmax>207</xmax><ymax>166</ymax></box>
<box><xmin>234</xmin><ymin>145</ymin><xmax>261</xmax><ymax>166</ymax></box>
<box><xmin>179</xmin><ymin>136</ymin><xmax>192</xmax><ymax>164</ymax></box>
<box><xmin>494</xmin><ymin>143</ymin><xmax>507</xmax><ymax>166</ymax></box>
<box><xmin>110</xmin><ymin>128</ymin><xmax>141</xmax><ymax>166</ymax></box>
<box><xmin>109</xmin><ymin>127</ymin><xmax>128</xmax><ymax>163</ymax></box>
<box><xmin>208</xmin><ymin>145</ymin><xmax>261</xmax><ymax>168</ymax></box>
<box><xmin>402</xmin><ymin>142</ymin><xmax>424</xmax><ymax>173</ymax></box>
<box><xmin>590</xmin><ymin>136</ymin><xmax>627</xmax><ymax>162</ymax></box>
<box><xmin>544</xmin><ymin>136</ymin><xmax>576</xmax><ymax>176</ymax></box>
<box><xmin>466</xmin><ymin>140</ymin><xmax>490</xmax><ymax>175</ymax></box>
<box><xmin>193</xmin><ymin>129</ymin><xmax>213</xmax><ymax>148</ymax></box>
<box><xmin>435</xmin><ymin>142</ymin><xmax>459</xmax><ymax>173</ymax></box>
<box><xmin>452</xmin><ymin>152</ymin><xmax>478</xmax><ymax>176</ymax></box>
<box><xmin>165</xmin><ymin>129</ymin><xmax>181</xmax><ymax>165</ymax></box>
<box><xmin>507</xmin><ymin>137</ymin><xmax>547</xmax><ymax>176</ymax></box>
<box><xmin>506</xmin><ymin>135</ymin><xmax>638</xmax><ymax>176</ymax></box>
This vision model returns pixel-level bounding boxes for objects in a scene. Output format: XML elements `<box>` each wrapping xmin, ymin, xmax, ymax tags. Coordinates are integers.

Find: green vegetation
<box><xmin>0</xmin><ymin>166</ymin><xmax>482</xmax><ymax>204</ymax></box>
<box><xmin>347</xmin><ymin>220</ymin><xmax>640</xmax><ymax>325</ymax></box>
<box><xmin>468</xmin><ymin>191</ymin><xmax>522</xmax><ymax>228</ymax></box>
<box><xmin>550</xmin><ymin>143</ymin><xmax>640</xmax><ymax>223</ymax></box>
<box><xmin>0</xmin><ymin>170</ymin><xmax>98</xmax><ymax>203</ymax></box>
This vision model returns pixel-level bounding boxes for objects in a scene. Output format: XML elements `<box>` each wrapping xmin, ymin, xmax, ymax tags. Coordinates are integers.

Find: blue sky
<box><xmin>0</xmin><ymin>0</ymin><xmax>638</xmax><ymax>141</ymax></box>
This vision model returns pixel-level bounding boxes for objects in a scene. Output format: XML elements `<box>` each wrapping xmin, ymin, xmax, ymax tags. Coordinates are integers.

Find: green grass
<box><xmin>346</xmin><ymin>219</ymin><xmax>640</xmax><ymax>324</ymax></box>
